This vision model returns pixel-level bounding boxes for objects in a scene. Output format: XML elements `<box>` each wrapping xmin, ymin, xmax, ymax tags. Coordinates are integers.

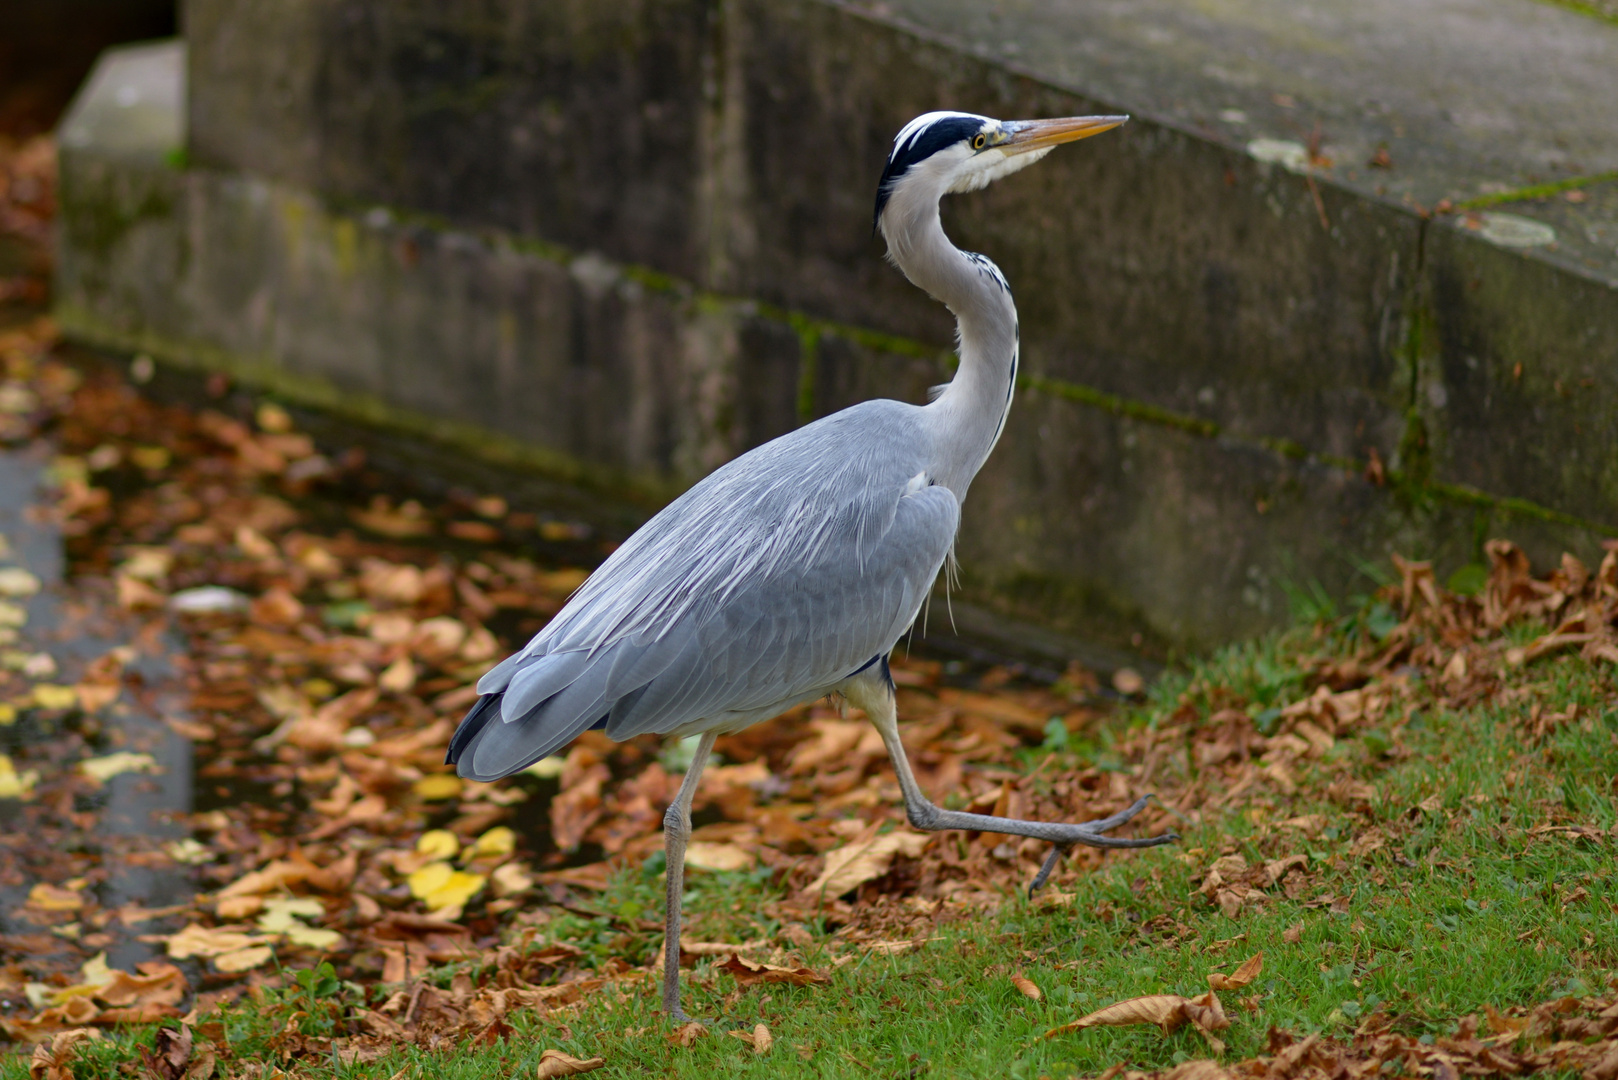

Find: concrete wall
<box><xmin>56</xmin><ymin>0</ymin><xmax>1618</xmax><ymax>657</ymax></box>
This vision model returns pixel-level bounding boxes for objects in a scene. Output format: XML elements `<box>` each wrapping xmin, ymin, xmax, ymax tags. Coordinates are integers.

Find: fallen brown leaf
<box><xmin>97</xmin><ymin>962</ymin><xmax>188</xmax><ymax>1008</ymax></box>
<box><xmin>1011</xmin><ymin>972</ymin><xmax>1043</xmax><ymax>1001</ymax></box>
<box><xmin>140</xmin><ymin>1023</ymin><xmax>193</xmax><ymax>1080</ymax></box>
<box><xmin>28</xmin><ymin>1028</ymin><xmax>99</xmax><ymax>1079</ymax></box>
<box><xmin>666</xmin><ymin>1022</ymin><xmax>707</xmax><ymax>1047</ymax></box>
<box><xmin>26</xmin><ymin>883</ymin><xmax>83</xmax><ymax>912</ymax></box>
<box><xmin>1045</xmin><ymin>955</ymin><xmax>1259</xmax><ymax>1053</ymax></box>
<box><xmin>1045</xmin><ymin>994</ymin><xmax>1195</xmax><ymax>1039</ymax></box>
<box><xmin>715</xmin><ymin>954</ymin><xmax>831</xmax><ymax>988</ymax></box>
<box><xmin>802</xmin><ymin>830</ymin><xmax>928</xmax><ymax>897</ymax></box>
<box><xmin>1162</xmin><ymin>1061</ymin><xmax>1232</xmax><ymax>1080</ymax></box>
<box><xmin>684</xmin><ymin>841</ymin><xmax>755</xmax><ymax>872</ymax></box>
<box><xmin>1208</xmin><ymin>953</ymin><xmax>1262</xmax><ymax>991</ymax></box>
<box><xmin>729</xmin><ymin>1023</ymin><xmax>773</xmax><ymax>1054</ymax></box>
<box><xmin>534</xmin><ymin>1049</ymin><xmax>606</xmax><ymax>1078</ymax></box>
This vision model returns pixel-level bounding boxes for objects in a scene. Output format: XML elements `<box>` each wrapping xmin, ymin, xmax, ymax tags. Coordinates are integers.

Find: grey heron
<box><xmin>448</xmin><ymin>110</ymin><xmax>1178</xmax><ymax>1021</ymax></box>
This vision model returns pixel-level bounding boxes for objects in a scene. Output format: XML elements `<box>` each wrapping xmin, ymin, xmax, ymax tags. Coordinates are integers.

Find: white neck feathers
<box><xmin>878</xmin><ymin>174</ymin><xmax>1020</xmax><ymax>499</ymax></box>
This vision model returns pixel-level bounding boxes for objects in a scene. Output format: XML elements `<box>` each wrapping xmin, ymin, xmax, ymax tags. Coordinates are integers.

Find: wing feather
<box><xmin>449</xmin><ymin>401</ymin><xmax>960</xmax><ymax>780</ymax></box>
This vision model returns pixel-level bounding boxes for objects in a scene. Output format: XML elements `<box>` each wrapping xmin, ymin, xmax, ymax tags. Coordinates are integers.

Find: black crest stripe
<box><xmin>872</xmin><ymin>115</ymin><xmax>986</xmax><ymax>232</ymax></box>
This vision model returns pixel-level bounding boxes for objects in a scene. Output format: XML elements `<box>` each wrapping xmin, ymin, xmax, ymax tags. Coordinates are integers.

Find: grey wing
<box><xmin>602</xmin><ymin>481</ymin><xmax>959</xmax><ymax>738</ymax></box>
<box><xmin>448</xmin><ymin>457</ymin><xmax>957</xmax><ymax>781</ymax></box>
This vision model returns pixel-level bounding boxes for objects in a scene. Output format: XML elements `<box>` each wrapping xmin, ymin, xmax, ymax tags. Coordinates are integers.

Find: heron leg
<box><xmin>845</xmin><ymin>668</ymin><xmax>1177</xmax><ymax>896</ymax></box>
<box><xmin>661</xmin><ymin>730</ymin><xmax>718</xmax><ymax>1023</ymax></box>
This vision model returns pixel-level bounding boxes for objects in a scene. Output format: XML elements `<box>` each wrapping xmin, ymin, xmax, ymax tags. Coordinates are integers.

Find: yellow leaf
<box><xmin>535</xmin><ymin>567</ymin><xmax>589</xmax><ymax>592</ymax></box>
<box><xmin>525</xmin><ymin>756</ymin><xmax>565</xmax><ymax>779</ymax></box>
<box><xmin>257</xmin><ymin>898</ymin><xmax>325</xmax><ymax>932</ymax></box>
<box><xmin>0</xmin><ymin>567</ymin><xmax>40</xmax><ymax>596</ymax></box>
<box><xmin>423</xmin><ymin>870</ymin><xmax>485</xmax><ymax>912</ymax></box>
<box><xmin>78</xmin><ymin>952</ymin><xmax>115</xmax><ymax>989</ymax></box>
<box><xmin>0</xmin><ymin>752</ymin><xmax>38</xmax><ymax>796</ymax></box>
<box><xmin>408</xmin><ymin>861</ymin><xmax>454</xmax><ymax>900</ymax></box>
<box><xmin>78</xmin><ymin>750</ymin><xmax>157</xmax><ymax>783</ymax></box>
<box><xmin>1034</xmin><ymin>889</ymin><xmax>1075</xmax><ymax>910</ymax></box>
<box><xmin>214</xmin><ymin>945</ymin><xmax>274</xmax><ymax>973</ymax></box>
<box><xmin>256</xmin><ymin>402</ymin><xmax>294</xmax><ymax>433</ymax></box>
<box><xmin>28</xmin><ymin>883</ymin><xmax>84</xmax><ymax>912</ymax></box>
<box><xmin>32</xmin><ymin>684</ymin><xmax>78</xmax><ymax>710</ymax></box>
<box><xmin>129</xmin><ymin>445</ymin><xmax>171</xmax><ymax>471</ymax></box>
<box><xmin>119</xmin><ymin>548</ymin><xmax>173</xmax><ymax>581</ymax></box>
<box><xmin>44</xmin><ymin>953</ymin><xmax>122</xmax><ymax>1005</ymax></box>
<box><xmin>468</xmin><ymin>825</ymin><xmax>516</xmax><ymax>860</ymax></box>
<box><xmin>116</xmin><ymin>573</ymin><xmax>167</xmax><ymax>610</ymax></box>
<box><xmin>416</xmin><ymin>829</ymin><xmax>461</xmax><ymax>859</ymax></box>
<box><xmin>283</xmin><ymin>925</ymin><xmax>342</xmax><ymax>950</ymax></box>
<box><xmin>164</xmin><ymin>838</ymin><xmax>213</xmax><ymax>865</ymax></box>
<box><xmin>413</xmin><ymin>775</ymin><xmax>462</xmax><ymax>801</ymax></box>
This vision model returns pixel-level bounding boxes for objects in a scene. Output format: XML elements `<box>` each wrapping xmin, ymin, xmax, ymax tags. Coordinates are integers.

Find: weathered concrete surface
<box><xmin>184</xmin><ymin>1</ymin><xmax>716</xmax><ymax>290</ymax></box>
<box><xmin>56</xmin><ymin>0</ymin><xmax>1618</xmax><ymax>656</ymax></box>
<box><xmin>871</xmin><ymin>0</ymin><xmax>1618</xmax><ymax>206</ymax></box>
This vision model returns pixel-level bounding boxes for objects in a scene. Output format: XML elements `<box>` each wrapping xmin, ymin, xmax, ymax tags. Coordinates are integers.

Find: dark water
<box><xmin>0</xmin><ymin>446</ymin><xmax>194</xmax><ymax>969</ymax></box>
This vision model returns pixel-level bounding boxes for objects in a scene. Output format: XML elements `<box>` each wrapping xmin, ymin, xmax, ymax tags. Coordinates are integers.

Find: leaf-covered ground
<box><xmin>2</xmin><ymin>134</ymin><xmax>1616</xmax><ymax>1080</ymax></box>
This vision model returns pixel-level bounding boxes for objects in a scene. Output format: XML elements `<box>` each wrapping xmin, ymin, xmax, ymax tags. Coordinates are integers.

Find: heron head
<box><xmin>873</xmin><ymin>111</ymin><xmax>1127</xmax><ymax>234</ymax></box>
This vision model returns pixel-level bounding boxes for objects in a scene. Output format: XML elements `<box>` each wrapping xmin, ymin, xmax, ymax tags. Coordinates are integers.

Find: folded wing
<box><xmin>448</xmin><ymin>402</ymin><xmax>958</xmax><ymax>782</ymax></box>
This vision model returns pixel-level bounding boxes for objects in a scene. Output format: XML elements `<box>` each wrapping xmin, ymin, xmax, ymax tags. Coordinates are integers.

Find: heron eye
<box><xmin>973</xmin><ymin>133</ymin><xmax>987</xmax><ymax>150</ymax></box>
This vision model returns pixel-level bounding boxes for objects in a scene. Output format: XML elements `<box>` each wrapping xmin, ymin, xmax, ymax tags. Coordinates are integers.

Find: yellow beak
<box><xmin>1000</xmin><ymin>115</ymin><xmax>1129</xmax><ymax>155</ymax></box>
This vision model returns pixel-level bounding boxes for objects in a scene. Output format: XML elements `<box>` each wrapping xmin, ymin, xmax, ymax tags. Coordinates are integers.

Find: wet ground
<box><xmin>0</xmin><ymin>443</ymin><xmax>194</xmax><ymax>974</ymax></box>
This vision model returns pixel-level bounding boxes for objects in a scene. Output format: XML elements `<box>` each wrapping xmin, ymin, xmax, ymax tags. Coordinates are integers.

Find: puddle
<box><xmin>0</xmin><ymin>446</ymin><xmax>196</xmax><ymax>969</ymax></box>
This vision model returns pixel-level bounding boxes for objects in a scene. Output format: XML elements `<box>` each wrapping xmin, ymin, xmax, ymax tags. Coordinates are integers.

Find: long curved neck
<box><xmin>882</xmin><ymin>192</ymin><xmax>1020</xmax><ymax>500</ymax></box>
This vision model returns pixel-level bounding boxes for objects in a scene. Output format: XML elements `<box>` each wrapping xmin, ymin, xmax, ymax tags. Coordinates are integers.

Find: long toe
<box><xmin>1027</xmin><ymin>843</ymin><xmax>1070</xmax><ymax>898</ymax></box>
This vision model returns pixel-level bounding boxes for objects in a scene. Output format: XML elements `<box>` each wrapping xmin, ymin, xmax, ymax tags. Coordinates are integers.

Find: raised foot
<box><xmin>1025</xmin><ymin>794</ymin><xmax>1179</xmax><ymax>898</ymax></box>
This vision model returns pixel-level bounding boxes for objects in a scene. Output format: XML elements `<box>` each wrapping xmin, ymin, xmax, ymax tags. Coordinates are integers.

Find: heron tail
<box><xmin>445</xmin><ymin>688</ymin><xmax>609</xmax><ymax>781</ymax></box>
<box><xmin>446</xmin><ymin>647</ymin><xmax>630</xmax><ymax>782</ymax></box>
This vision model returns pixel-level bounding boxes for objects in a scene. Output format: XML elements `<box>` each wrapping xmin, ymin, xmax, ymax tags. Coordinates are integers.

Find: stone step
<box><xmin>54</xmin><ymin>0</ymin><xmax>1618</xmax><ymax>654</ymax></box>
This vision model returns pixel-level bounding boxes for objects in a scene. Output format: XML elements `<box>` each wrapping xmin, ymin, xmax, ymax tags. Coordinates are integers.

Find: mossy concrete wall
<box><xmin>55</xmin><ymin>1</ymin><xmax>1618</xmax><ymax>658</ymax></box>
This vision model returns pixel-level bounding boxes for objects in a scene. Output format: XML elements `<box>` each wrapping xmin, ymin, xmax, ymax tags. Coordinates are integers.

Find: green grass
<box><xmin>9</xmin><ymin>620</ymin><xmax>1616</xmax><ymax>1079</ymax></box>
